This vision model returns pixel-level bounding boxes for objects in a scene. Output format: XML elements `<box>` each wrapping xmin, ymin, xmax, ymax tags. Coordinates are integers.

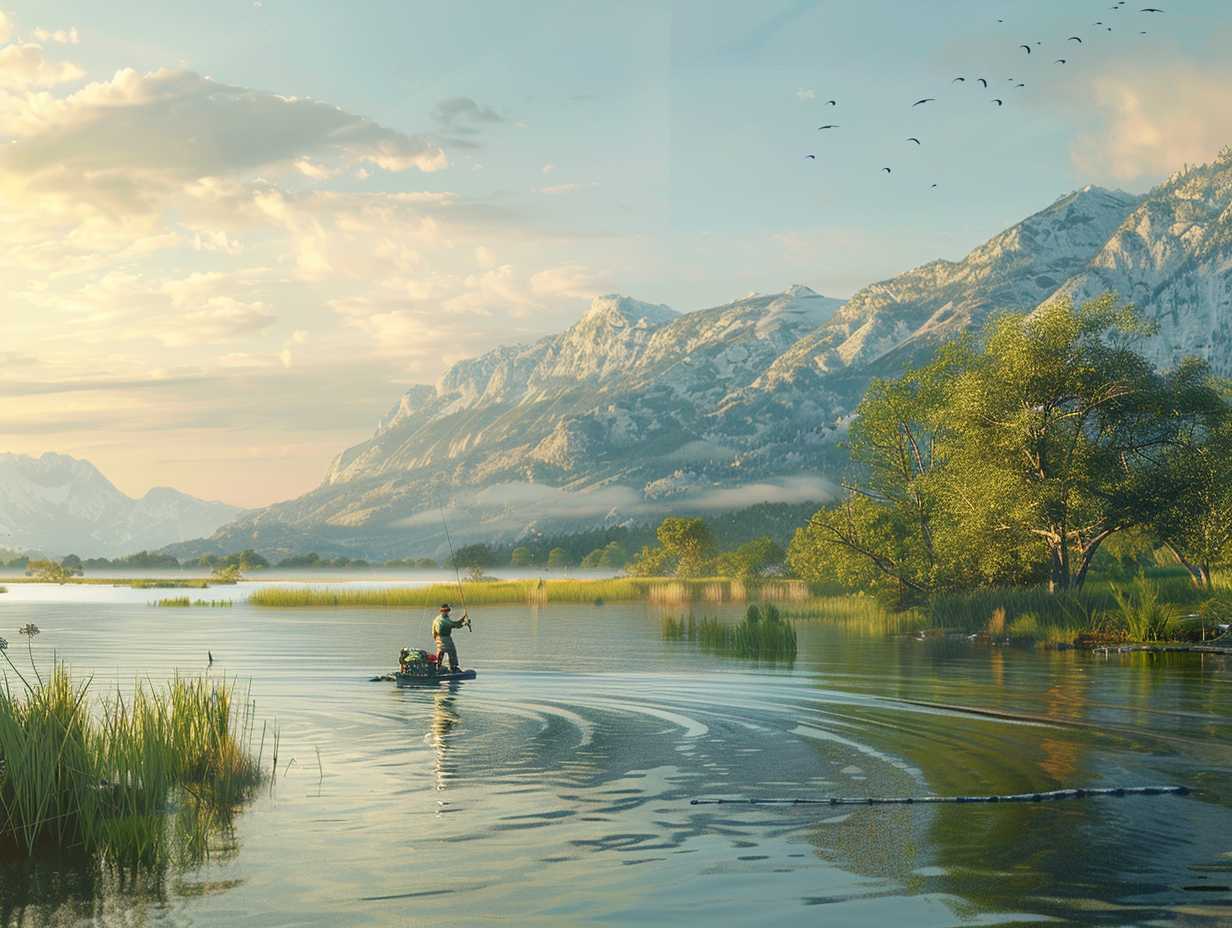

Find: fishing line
<box><xmin>689</xmin><ymin>785</ymin><xmax>1189</xmax><ymax>807</ymax></box>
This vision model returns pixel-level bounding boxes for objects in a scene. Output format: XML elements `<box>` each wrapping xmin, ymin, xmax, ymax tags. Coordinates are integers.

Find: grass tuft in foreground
<box><xmin>0</xmin><ymin>655</ymin><xmax>268</xmax><ymax>866</ymax></box>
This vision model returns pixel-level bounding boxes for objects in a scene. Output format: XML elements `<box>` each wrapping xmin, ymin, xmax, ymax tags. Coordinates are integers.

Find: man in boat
<box><xmin>432</xmin><ymin>603</ymin><xmax>468</xmax><ymax>673</ymax></box>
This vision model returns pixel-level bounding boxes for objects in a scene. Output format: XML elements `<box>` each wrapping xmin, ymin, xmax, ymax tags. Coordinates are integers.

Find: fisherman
<box><xmin>432</xmin><ymin>603</ymin><xmax>468</xmax><ymax>673</ymax></box>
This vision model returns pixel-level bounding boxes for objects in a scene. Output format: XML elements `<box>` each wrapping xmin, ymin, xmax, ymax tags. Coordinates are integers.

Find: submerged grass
<box><xmin>249</xmin><ymin>577</ymin><xmax>811</xmax><ymax>608</ymax></box>
<box><xmin>153</xmin><ymin>598</ymin><xmax>233</xmax><ymax>608</ymax></box>
<box><xmin>0</xmin><ymin>658</ymin><xmax>267</xmax><ymax>867</ymax></box>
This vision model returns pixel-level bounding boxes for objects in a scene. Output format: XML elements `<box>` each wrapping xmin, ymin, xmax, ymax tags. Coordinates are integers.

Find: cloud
<box><xmin>537</xmin><ymin>181</ymin><xmax>596</xmax><ymax>195</ymax></box>
<box><xmin>0</xmin><ymin>11</ymin><xmax>11</xmax><ymax>44</ymax></box>
<box><xmin>32</xmin><ymin>27</ymin><xmax>79</xmax><ymax>45</ymax></box>
<box><xmin>0</xmin><ymin>68</ymin><xmax>446</xmax><ymax>214</ymax></box>
<box><xmin>529</xmin><ymin>264</ymin><xmax>606</xmax><ymax>300</ymax></box>
<box><xmin>795</xmin><ymin>88</ymin><xmax>815</xmax><ymax>101</ymax></box>
<box><xmin>1071</xmin><ymin>62</ymin><xmax>1232</xmax><ymax>184</ymax></box>
<box><xmin>0</xmin><ymin>41</ymin><xmax>85</xmax><ymax>88</ymax></box>
<box><xmin>431</xmin><ymin>96</ymin><xmax>503</xmax><ymax>133</ymax></box>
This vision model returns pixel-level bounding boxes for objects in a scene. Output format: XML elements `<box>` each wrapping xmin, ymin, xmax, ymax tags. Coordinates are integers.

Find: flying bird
<box><xmin>882</xmin><ymin>167</ymin><xmax>892</xmax><ymax>174</ymax></box>
<box><xmin>1068</xmin><ymin>36</ymin><xmax>1084</xmax><ymax>42</ymax></box>
<box><xmin>1140</xmin><ymin>7</ymin><xmax>1165</xmax><ymax>12</ymax></box>
<box><xmin>805</xmin><ymin>154</ymin><xmax>816</xmax><ymax>159</ymax></box>
<box><xmin>1015</xmin><ymin>82</ymin><xmax>1026</xmax><ymax>88</ymax></box>
<box><xmin>906</xmin><ymin>137</ymin><xmax>921</xmax><ymax>145</ymax></box>
<box><xmin>952</xmin><ymin>76</ymin><xmax>966</xmax><ymax>82</ymax></box>
<box><xmin>826</xmin><ymin>99</ymin><xmax>837</xmax><ymax>105</ymax></box>
<box><xmin>978</xmin><ymin>77</ymin><xmax>988</xmax><ymax>87</ymax></box>
<box><xmin>912</xmin><ymin>98</ymin><xmax>936</xmax><ymax>106</ymax></box>
<box><xmin>1020</xmin><ymin>44</ymin><xmax>1032</xmax><ymax>53</ymax></box>
<box><xmin>992</xmin><ymin>98</ymin><xmax>1004</xmax><ymax>106</ymax></box>
<box><xmin>817</xmin><ymin>124</ymin><xmax>839</xmax><ymax>130</ymax></box>
<box><xmin>1055</xmin><ymin>58</ymin><xmax>1067</xmax><ymax>64</ymax></box>
<box><xmin>930</xmin><ymin>183</ymin><xmax>938</xmax><ymax>188</ymax></box>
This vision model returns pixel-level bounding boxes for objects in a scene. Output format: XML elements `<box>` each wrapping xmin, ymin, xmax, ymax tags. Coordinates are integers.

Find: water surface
<box><xmin>0</xmin><ymin>583</ymin><xmax>1229</xmax><ymax>926</ymax></box>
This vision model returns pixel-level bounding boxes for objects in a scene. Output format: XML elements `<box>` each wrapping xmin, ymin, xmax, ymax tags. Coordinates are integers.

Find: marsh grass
<box><xmin>0</xmin><ymin>658</ymin><xmax>266</xmax><ymax>867</ymax></box>
<box><xmin>785</xmin><ymin>595</ymin><xmax>926</xmax><ymax>636</ymax></box>
<box><xmin>663</xmin><ymin>605</ymin><xmax>797</xmax><ymax>661</ymax></box>
<box><xmin>249</xmin><ymin>577</ymin><xmax>811</xmax><ymax>608</ymax></box>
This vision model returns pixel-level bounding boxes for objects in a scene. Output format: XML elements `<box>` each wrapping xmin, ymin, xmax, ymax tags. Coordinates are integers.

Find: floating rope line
<box><xmin>690</xmin><ymin>786</ymin><xmax>1189</xmax><ymax>807</ymax></box>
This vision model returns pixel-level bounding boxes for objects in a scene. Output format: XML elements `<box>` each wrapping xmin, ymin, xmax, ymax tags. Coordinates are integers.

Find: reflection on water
<box><xmin>0</xmin><ymin>588</ymin><xmax>1228</xmax><ymax>925</ymax></box>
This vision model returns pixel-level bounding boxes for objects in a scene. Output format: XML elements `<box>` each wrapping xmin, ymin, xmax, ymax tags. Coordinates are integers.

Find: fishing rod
<box><xmin>436</xmin><ymin>490</ymin><xmax>471</xmax><ymax>632</ymax></box>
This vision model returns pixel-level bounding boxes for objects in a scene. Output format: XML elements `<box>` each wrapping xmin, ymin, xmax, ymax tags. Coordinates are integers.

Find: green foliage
<box><xmin>680</xmin><ymin>605</ymin><xmax>797</xmax><ymax>661</ymax></box>
<box><xmin>510</xmin><ymin>545</ymin><xmax>534</xmax><ymax>567</ymax></box>
<box><xmin>789</xmin><ymin>295</ymin><xmax>1229</xmax><ymax>599</ymax></box>
<box><xmin>581</xmin><ymin>540</ymin><xmax>629</xmax><ymax>568</ymax></box>
<box><xmin>450</xmin><ymin>543</ymin><xmax>494</xmax><ymax>572</ymax></box>
<box><xmin>714</xmin><ymin>536</ymin><xmax>785</xmax><ymax>579</ymax></box>
<box><xmin>1109</xmin><ymin>576</ymin><xmax>1180</xmax><ymax>642</ymax></box>
<box><xmin>546</xmin><ymin>547</ymin><xmax>573</xmax><ymax>569</ymax></box>
<box><xmin>210</xmin><ymin>564</ymin><xmax>243</xmax><ymax>584</ymax></box>
<box><xmin>155</xmin><ymin>598</ymin><xmax>232</xmax><ymax>608</ymax></box>
<box><xmin>24</xmin><ymin>559</ymin><xmax>80</xmax><ymax>583</ymax></box>
<box><xmin>656</xmin><ymin>517</ymin><xmax>714</xmax><ymax>577</ymax></box>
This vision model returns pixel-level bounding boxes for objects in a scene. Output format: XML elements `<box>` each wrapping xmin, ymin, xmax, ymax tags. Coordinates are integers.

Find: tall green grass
<box><xmin>248</xmin><ymin>577</ymin><xmax>811</xmax><ymax>608</ymax></box>
<box><xmin>0</xmin><ymin>660</ymin><xmax>267</xmax><ymax>865</ymax></box>
<box><xmin>785</xmin><ymin>595</ymin><xmax>926</xmax><ymax>636</ymax></box>
<box><xmin>663</xmin><ymin>605</ymin><xmax>797</xmax><ymax>661</ymax></box>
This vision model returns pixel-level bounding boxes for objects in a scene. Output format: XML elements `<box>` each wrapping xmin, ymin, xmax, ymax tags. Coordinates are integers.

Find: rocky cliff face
<box><xmin>0</xmin><ymin>453</ymin><xmax>244</xmax><ymax>558</ymax></box>
<box><xmin>182</xmin><ymin>151</ymin><xmax>1232</xmax><ymax>560</ymax></box>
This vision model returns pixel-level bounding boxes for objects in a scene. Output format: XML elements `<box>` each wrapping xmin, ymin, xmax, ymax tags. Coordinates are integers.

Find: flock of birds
<box><xmin>803</xmin><ymin>3</ymin><xmax>1169</xmax><ymax>186</ymax></box>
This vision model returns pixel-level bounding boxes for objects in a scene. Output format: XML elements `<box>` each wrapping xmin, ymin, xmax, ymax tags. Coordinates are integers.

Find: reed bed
<box><xmin>662</xmin><ymin>605</ymin><xmax>797</xmax><ymax>661</ymax></box>
<box><xmin>0</xmin><ymin>578</ymin><xmax>215</xmax><ymax>588</ymax></box>
<box><xmin>786</xmin><ymin>595</ymin><xmax>926</xmax><ymax>636</ymax></box>
<box><xmin>249</xmin><ymin>577</ymin><xmax>812</xmax><ymax>608</ymax></box>
<box><xmin>0</xmin><ymin>660</ymin><xmax>268</xmax><ymax>866</ymax></box>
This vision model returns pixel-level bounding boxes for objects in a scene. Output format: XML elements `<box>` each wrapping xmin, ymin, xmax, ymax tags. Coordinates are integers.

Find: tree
<box><xmin>546</xmin><ymin>547</ymin><xmax>572</xmax><ymax>569</ymax></box>
<box><xmin>599</xmin><ymin>540</ymin><xmax>628</xmax><ymax>568</ymax></box>
<box><xmin>1151</xmin><ymin>417</ymin><xmax>1232</xmax><ymax>588</ymax></box>
<box><xmin>715</xmin><ymin>536</ymin><xmax>785</xmax><ymax>579</ymax></box>
<box><xmin>61</xmin><ymin>554</ymin><xmax>83</xmax><ymax>573</ymax></box>
<box><xmin>625</xmin><ymin>544</ymin><xmax>672</xmax><ymax>577</ymax></box>
<box><xmin>510</xmin><ymin>546</ymin><xmax>534</xmax><ymax>567</ymax></box>
<box><xmin>788</xmin><ymin>295</ymin><xmax>1225</xmax><ymax>597</ymax></box>
<box><xmin>944</xmin><ymin>297</ymin><xmax>1221</xmax><ymax>589</ymax></box>
<box><xmin>26</xmin><ymin>559</ymin><xmax>75</xmax><ymax>583</ymax></box>
<box><xmin>211</xmin><ymin>564</ymin><xmax>243</xmax><ymax>583</ymax></box>
<box><xmin>655</xmin><ymin>517</ymin><xmax>714</xmax><ymax>577</ymax></box>
<box><xmin>451</xmin><ymin>544</ymin><xmax>493</xmax><ymax>570</ymax></box>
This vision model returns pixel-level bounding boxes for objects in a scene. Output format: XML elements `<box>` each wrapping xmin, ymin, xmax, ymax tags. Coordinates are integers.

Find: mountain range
<box><xmin>0</xmin><ymin>453</ymin><xmax>244</xmax><ymax>559</ymax></box>
<box><xmin>161</xmin><ymin>149</ymin><xmax>1232</xmax><ymax>560</ymax></box>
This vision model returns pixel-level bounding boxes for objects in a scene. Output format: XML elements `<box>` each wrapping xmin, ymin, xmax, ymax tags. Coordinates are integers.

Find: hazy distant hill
<box><xmin>176</xmin><ymin>150</ymin><xmax>1232</xmax><ymax>561</ymax></box>
<box><xmin>0</xmin><ymin>453</ymin><xmax>244</xmax><ymax>558</ymax></box>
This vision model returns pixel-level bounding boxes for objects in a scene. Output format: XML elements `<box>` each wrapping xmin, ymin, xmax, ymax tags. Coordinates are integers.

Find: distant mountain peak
<box><xmin>579</xmin><ymin>294</ymin><xmax>678</xmax><ymax>328</ymax></box>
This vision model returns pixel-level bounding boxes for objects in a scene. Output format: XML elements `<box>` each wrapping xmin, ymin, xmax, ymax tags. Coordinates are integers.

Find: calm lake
<box><xmin>1</xmin><ymin>581</ymin><xmax>1230</xmax><ymax>926</ymax></box>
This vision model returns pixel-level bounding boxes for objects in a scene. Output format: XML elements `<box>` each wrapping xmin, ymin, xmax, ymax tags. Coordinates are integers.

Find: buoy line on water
<box><xmin>690</xmin><ymin>786</ymin><xmax>1189</xmax><ymax>807</ymax></box>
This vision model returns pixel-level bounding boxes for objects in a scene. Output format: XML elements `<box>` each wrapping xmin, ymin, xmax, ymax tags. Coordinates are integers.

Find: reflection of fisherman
<box><xmin>432</xmin><ymin>604</ymin><xmax>468</xmax><ymax>673</ymax></box>
<box><xmin>431</xmin><ymin>685</ymin><xmax>460</xmax><ymax>792</ymax></box>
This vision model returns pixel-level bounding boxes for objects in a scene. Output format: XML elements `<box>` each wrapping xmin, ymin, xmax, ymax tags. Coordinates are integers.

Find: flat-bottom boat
<box><xmin>395</xmin><ymin>668</ymin><xmax>477</xmax><ymax>685</ymax></box>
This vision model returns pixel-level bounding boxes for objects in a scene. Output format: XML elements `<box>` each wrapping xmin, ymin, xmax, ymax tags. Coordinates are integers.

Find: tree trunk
<box><xmin>1163</xmin><ymin>543</ymin><xmax>1209</xmax><ymax>589</ymax></box>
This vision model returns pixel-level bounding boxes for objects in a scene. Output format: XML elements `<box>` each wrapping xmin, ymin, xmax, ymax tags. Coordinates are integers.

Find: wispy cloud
<box><xmin>1072</xmin><ymin>59</ymin><xmax>1232</xmax><ymax>184</ymax></box>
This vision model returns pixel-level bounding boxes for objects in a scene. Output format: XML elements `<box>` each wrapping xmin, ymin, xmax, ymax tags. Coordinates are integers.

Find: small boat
<box><xmin>395</xmin><ymin>668</ymin><xmax>477</xmax><ymax>685</ymax></box>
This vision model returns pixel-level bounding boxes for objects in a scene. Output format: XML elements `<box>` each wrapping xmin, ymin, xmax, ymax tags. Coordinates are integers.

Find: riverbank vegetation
<box><xmin>249</xmin><ymin>576</ymin><xmax>810</xmax><ymax>608</ymax></box>
<box><xmin>154</xmin><ymin>598</ymin><xmax>233</xmax><ymax>608</ymax></box>
<box><xmin>0</xmin><ymin>656</ymin><xmax>269</xmax><ymax>866</ymax></box>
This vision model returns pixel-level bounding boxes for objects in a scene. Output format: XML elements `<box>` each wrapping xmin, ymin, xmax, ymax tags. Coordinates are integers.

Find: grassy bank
<box><xmin>248</xmin><ymin>577</ymin><xmax>811</xmax><ymax>608</ymax></box>
<box><xmin>0</xmin><ymin>663</ymin><xmax>269</xmax><ymax>865</ymax></box>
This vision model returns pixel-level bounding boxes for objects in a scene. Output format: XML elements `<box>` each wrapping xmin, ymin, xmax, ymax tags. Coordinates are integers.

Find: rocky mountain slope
<box><xmin>181</xmin><ymin>150</ymin><xmax>1232</xmax><ymax>560</ymax></box>
<box><xmin>0</xmin><ymin>453</ymin><xmax>244</xmax><ymax>558</ymax></box>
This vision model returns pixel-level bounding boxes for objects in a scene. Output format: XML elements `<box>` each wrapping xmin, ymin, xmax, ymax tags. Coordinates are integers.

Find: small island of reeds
<box><xmin>662</xmin><ymin>604</ymin><xmax>798</xmax><ymax>661</ymax></box>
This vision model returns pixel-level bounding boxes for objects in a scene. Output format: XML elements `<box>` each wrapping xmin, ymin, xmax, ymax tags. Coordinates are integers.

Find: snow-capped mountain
<box><xmin>178</xmin><ymin>149</ymin><xmax>1232</xmax><ymax>560</ymax></box>
<box><xmin>0</xmin><ymin>453</ymin><xmax>244</xmax><ymax>558</ymax></box>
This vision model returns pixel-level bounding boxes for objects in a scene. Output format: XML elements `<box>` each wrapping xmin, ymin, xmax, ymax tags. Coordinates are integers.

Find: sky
<box><xmin>2</xmin><ymin>0</ymin><xmax>1231</xmax><ymax>507</ymax></box>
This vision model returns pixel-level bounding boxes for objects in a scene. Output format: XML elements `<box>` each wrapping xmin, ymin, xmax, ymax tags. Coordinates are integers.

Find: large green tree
<box><xmin>789</xmin><ymin>295</ymin><xmax>1226</xmax><ymax>597</ymax></box>
<box><xmin>655</xmin><ymin>517</ymin><xmax>715</xmax><ymax>577</ymax></box>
